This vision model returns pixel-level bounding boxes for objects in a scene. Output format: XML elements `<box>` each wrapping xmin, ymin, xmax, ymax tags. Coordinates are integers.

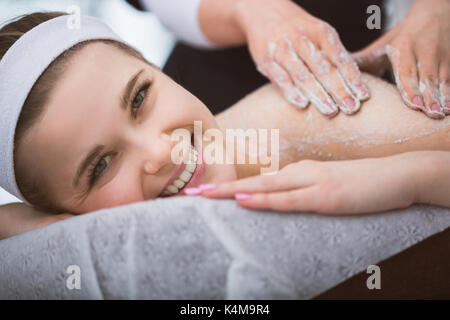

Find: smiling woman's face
<box><xmin>16</xmin><ymin>42</ymin><xmax>236</xmax><ymax>214</ymax></box>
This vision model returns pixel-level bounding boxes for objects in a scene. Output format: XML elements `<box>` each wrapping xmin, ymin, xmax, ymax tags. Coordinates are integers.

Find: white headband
<box><xmin>0</xmin><ymin>14</ymin><xmax>130</xmax><ymax>203</ymax></box>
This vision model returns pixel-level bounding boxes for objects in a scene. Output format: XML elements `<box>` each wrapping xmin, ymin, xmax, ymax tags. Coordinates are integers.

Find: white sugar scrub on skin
<box><xmin>387</xmin><ymin>45</ymin><xmax>426</xmax><ymax>112</ymax></box>
<box><xmin>267</xmin><ymin>61</ymin><xmax>309</xmax><ymax>108</ymax></box>
<box><xmin>319</xmin><ymin>20</ymin><xmax>370</xmax><ymax>101</ymax></box>
<box><xmin>440</xmin><ymin>81</ymin><xmax>450</xmax><ymax>114</ymax></box>
<box><xmin>215</xmin><ymin>73</ymin><xmax>449</xmax><ymax>171</ymax></box>
<box><xmin>385</xmin><ymin>45</ymin><xmax>444</xmax><ymax>119</ymax></box>
<box><xmin>281</xmin><ymin>37</ymin><xmax>338</xmax><ymax>115</ymax></box>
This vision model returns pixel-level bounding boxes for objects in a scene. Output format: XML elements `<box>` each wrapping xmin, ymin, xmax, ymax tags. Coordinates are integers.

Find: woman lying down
<box><xmin>0</xmin><ymin>12</ymin><xmax>449</xmax><ymax>240</ymax></box>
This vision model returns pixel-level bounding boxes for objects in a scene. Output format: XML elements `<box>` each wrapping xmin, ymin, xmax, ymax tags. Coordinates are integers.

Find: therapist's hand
<box><xmin>232</xmin><ymin>0</ymin><xmax>370</xmax><ymax>117</ymax></box>
<box><xmin>352</xmin><ymin>0</ymin><xmax>450</xmax><ymax>119</ymax></box>
<box><xmin>198</xmin><ymin>153</ymin><xmax>423</xmax><ymax>215</ymax></box>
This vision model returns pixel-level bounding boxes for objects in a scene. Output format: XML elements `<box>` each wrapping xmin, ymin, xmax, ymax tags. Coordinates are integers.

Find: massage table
<box><xmin>1</xmin><ymin>196</ymin><xmax>449</xmax><ymax>299</ymax></box>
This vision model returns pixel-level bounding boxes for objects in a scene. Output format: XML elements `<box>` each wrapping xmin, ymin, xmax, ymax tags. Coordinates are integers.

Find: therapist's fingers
<box><xmin>438</xmin><ymin>52</ymin><xmax>450</xmax><ymax>114</ymax></box>
<box><xmin>415</xmin><ymin>38</ymin><xmax>445</xmax><ymax>118</ymax></box>
<box><xmin>293</xmin><ymin>33</ymin><xmax>360</xmax><ymax>114</ymax></box>
<box><xmin>440</xmin><ymin>79</ymin><xmax>450</xmax><ymax>115</ymax></box>
<box><xmin>437</xmin><ymin>31</ymin><xmax>450</xmax><ymax>114</ymax></box>
<box><xmin>317</xmin><ymin>22</ymin><xmax>370</xmax><ymax>101</ymax></box>
<box><xmin>258</xmin><ymin>60</ymin><xmax>309</xmax><ymax>109</ymax></box>
<box><xmin>385</xmin><ymin>43</ymin><xmax>427</xmax><ymax>114</ymax></box>
<box><xmin>271</xmin><ymin>37</ymin><xmax>339</xmax><ymax>116</ymax></box>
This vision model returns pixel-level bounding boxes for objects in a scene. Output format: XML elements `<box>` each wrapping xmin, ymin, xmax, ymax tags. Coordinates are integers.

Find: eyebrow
<box><xmin>73</xmin><ymin>144</ymin><xmax>105</xmax><ymax>189</ymax></box>
<box><xmin>121</xmin><ymin>69</ymin><xmax>145</xmax><ymax>110</ymax></box>
<box><xmin>72</xmin><ymin>68</ymin><xmax>144</xmax><ymax>189</ymax></box>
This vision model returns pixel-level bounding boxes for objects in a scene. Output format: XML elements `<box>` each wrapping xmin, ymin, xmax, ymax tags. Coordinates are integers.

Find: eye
<box><xmin>88</xmin><ymin>154</ymin><xmax>112</xmax><ymax>185</ymax></box>
<box><xmin>131</xmin><ymin>81</ymin><xmax>151</xmax><ymax>117</ymax></box>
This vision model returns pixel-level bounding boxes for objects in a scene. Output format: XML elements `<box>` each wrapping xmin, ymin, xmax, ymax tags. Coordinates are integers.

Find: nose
<box><xmin>140</xmin><ymin>138</ymin><xmax>173</xmax><ymax>176</ymax></box>
<box><xmin>126</xmin><ymin>128</ymin><xmax>172</xmax><ymax>176</ymax></box>
<box><xmin>143</xmin><ymin>159</ymin><xmax>158</xmax><ymax>175</ymax></box>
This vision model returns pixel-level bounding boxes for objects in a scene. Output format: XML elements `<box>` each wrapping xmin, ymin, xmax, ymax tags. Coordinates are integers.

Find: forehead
<box><xmin>36</xmin><ymin>42</ymin><xmax>139</xmax><ymax>137</ymax></box>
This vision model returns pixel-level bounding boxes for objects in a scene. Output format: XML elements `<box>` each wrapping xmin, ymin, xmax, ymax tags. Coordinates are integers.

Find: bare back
<box><xmin>215</xmin><ymin>74</ymin><xmax>450</xmax><ymax>171</ymax></box>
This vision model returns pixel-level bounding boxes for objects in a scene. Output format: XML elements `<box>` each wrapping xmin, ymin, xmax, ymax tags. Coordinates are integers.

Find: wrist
<box><xmin>232</xmin><ymin>0</ymin><xmax>254</xmax><ymax>34</ymax></box>
<box><xmin>232</xmin><ymin>0</ymin><xmax>279</xmax><ymax>40</ymax></box>
<box><xmin>198</xmin><ymin>0</ymin><xmax>247</xmax><ymax>46</ymax></box>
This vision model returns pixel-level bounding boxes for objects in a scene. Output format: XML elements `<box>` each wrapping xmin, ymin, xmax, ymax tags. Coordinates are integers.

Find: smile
<box><xmin>160</xmin><ymin>144</ymin><xmax>198</xmax><ymax>197</ymax></box>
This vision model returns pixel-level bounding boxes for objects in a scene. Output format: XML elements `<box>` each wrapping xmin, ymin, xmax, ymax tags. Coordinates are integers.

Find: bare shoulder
<box><xmin>216</xmin><ymin>73</ymin><xmax>449</xmax><ymax>134</ymax></box>
<box><xmin>215</xmin><ymin>73</ymin><xmax>449</xmax><ymax>163</ymax></box>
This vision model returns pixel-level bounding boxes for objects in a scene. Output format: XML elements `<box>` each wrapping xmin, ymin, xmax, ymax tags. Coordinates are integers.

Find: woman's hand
<box><xmin>353</xmin><ymin>0</ymin><xmax>450</xmax><ymax>119</ymax></box>
<box><xmin>232</xmin><ymin>0</ymin><xmax>370</xmax><ymax>117</ymax></box>
<box><xmin>0</xmin><ymin>202</ymin><xmax>73</xmax><ymax>240</ymax></box>
<box><xmin>198</xmin><ymin>152</ymin><xmax>433</xmax><ymax>215</ymax></box>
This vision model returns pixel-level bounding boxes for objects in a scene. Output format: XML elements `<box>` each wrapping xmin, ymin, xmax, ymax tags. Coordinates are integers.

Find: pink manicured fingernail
<box><xmin>343</xmin><ymin>97</ymin><xmax>356</xmax><ymax>111</ymax></box>
<box><xmin>444</xmin><ymin>101</ymin><xmax>450</xmax><ymax>110</ymax></box>
<box><xmin>431</xmin><ymin>103</ymin><xmax>441</xmax><ymax>112</ymax></box>
<box><xmin>295</xmin><ymin>95</ymin><xmax>308</xmax><ymax>107</ymax></box>
<box><xmin>412</xmin><ymin>95</ymin><xmax>425</xmax><ymax>107</ymax></box>
<box><xmin>184</xmin><ymin>187</ymin><xmax>202</xmax><ymax>195</ymax></box>
<box><xmin>199</xmin><ymin>184</ymin><xmax>216</xmax><ymax>191</ymax></box>
<box><xmin>324</xmin><ymin>102</ymin><xmax>339</xmax><ymax>117</ymax></box>
<box><xmin>356</xmin><ymin>84</ymin><xmax>369</xmax><ymax>99</ymax></box>
<box><xmin>235</xmin><ymin>193</ymin><xmax>251</xmax><ymax>200</ymax></box>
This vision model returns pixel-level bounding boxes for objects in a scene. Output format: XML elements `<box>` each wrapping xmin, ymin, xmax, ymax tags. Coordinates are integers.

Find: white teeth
<box><xmin>185</xmin><ymin>163</ymin><xmax>196</xmax><ymax>173</ymax></box>
<box><xmin>179</xmin><ymin>170</ymin><xmax>192</xmax><ymax>182</ymax></box>
<box><xmin>167</xmin><ymin>185</ymin><xmax>178</xmax><ymax>194</ymax></box>
<box><xmin>173</xmin><ymin>179</ymin><xmax>185</xmax><ymax>188</ymax></box>
<box><xmin>160</xmin><ymin>144</ymin><xmax>198</xmax><ymax>197</ymax></box>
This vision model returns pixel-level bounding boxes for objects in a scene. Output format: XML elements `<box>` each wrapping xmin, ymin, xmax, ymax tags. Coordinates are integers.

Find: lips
<box><xmin>158</xmin><ymin>130</ymin><xmax>208</xmax><ymax>198</ymax></box>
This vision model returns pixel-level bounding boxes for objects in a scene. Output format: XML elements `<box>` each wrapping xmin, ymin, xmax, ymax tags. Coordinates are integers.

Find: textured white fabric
<box><xmin>1</xmin><ymin>197</ymin><xmax>449</xmax><ymax>299</ymax></box>
<box><xmin>139</xmin><ymin>0</ymin><xmax>217</xmax><ymax>48</ymax></box>
<box><xmin>0</xmin><ymin>15</ymin><xmax>127</xmax><ymax>203</ymax></box>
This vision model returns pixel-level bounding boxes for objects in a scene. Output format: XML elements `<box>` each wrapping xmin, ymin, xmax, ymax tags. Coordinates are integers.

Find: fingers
<box><xmin>385</xmin><ymin>43</ymin><xmax>429</xmax><ymax>115</ymax></box>
<box><xmin>263</xmin><ymin>38</ymin><xmax>339</xmax><ymax>117</ymax></box>
<box><xmin>318</xmin><ymin>23</ymin><xmax>370</xmax><ymax>102</ymax></box>
<box><xmin>233</xmin><ymin>187</ymin><xmax>321</xmax><ymax>212</ymax></box>
<box><xmin>438</xmin><ymin>57</ymin><xmax>450</xmax><ymax>115</ymax></box>
<box><xmin>415</xmin><ymin>34</ymin><xmax>445</xmax><ymax>118</ymax></box>
<box><xmin>257</xmin><ymin>59</ymin><xmax>309</xmax><ymax>109</ymax></box>
<box><xmin>200</xmin><ymin>169</ymin><xmax>311</xmax><ymax>199</ymax></box>
<box><xmin>294</xmin><ymin>34</ymin><xmax>360</xmax><ymax>114</ymax></box>
<box><xmin>257</xmin><ymin>23</ymin><xmax>374</xmax><ymax>117</ymax></box>
<box><xmin>440</xmin><ymin>80</ymin><xmax>450</xmax><ymax>115</ymax></box>
<box><xmin>279</xmin><ymin>37</ymin><xmax>340</xmax><ymax>116</ymax></box>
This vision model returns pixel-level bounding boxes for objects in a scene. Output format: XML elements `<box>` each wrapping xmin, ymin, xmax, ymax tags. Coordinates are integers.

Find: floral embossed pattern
<box><xmin>1</xmin><ymin>197</ymin><xmax>450</xmax><ymax>299</ymax></box>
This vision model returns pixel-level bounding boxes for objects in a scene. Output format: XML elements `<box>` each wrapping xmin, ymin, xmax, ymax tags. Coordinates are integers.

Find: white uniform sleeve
<box><xmin>139</xmin><ymin>0</ymin><xmax>218</xmax><ymax>48</ymax></box>
<box><xmin>383</xmin><ymin>0</ymin><xmax>415</xmax><ymax>31</ymax></box>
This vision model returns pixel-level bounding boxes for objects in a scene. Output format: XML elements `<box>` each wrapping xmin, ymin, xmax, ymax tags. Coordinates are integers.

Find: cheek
<box><xmin>84</xmin><ymin>176</ymin><xmax>144</xmax><ymax>212</ymax></box>
<box><xmin>209</xmin><ymin>163</ymin><xmax>238</xmax><ymax>184</ymax></box>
